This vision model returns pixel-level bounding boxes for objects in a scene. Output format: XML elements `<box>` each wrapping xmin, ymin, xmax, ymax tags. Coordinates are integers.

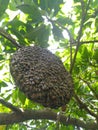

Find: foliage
<box><xmin>0</xmin><ymin>0</ymin><xmax>98</xmax><ymax>129</ymax></box>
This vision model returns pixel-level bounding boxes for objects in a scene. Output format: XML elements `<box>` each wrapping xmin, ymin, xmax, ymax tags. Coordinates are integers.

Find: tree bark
<box><xmin>0</xmin><ymin>109</ymin><xmax>98</xmax><ymax>130</ymax></box>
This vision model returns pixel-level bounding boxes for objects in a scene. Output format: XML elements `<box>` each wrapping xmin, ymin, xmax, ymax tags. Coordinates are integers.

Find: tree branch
<box><xmin>47</xmin><ymin>17</ymin><xmax>74</xmax><ymax>72</ymax></box>
<box><xmin>0</xmin><ymin>28</ymin><xmax>22</xmax><ymax>48</ymax></box>
<box><xmin>79</xmin><ymin>77</ymin><xmax>98</xmax><ymax>100</ymax></box>
<box><xmin>70</xmin><ymin>0</ymin><xmax>91</xmax><ymax>73</ymax></box>
<box><xmin>47</xmin><ymin>17</ymin><xmax>74</xmax><ymax>42</ymax></box>
<box><xmin>54</xmin><ymin>21</ymin><xmax>74</xmax><ymax>73</ymax></box>
<box><xmin>0</xmin><ymin>109</ymin><xmax>98</xmax><ymax>130</ymax></box>
<box><xmin>74</xmin><ymin>94</ymin><xmax>98</xmax><ymax>120</ymax></box>
<box><xmin>0</xmin><ymin>98</ymin><xmax>22</xmax><ymax>113</ymax></box>
<box><xmin>80</xmin><ymin>40</ymin><xmax>98</xmax><ymax>44</ymax></box>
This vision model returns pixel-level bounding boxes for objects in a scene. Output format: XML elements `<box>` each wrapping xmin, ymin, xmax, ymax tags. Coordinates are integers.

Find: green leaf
<box><xmin>52</xmin><ymin>24</ymin><xmax>64</xmax><ymax>41</ymax></box>
<box><xmin>18</xmin><ymin>90</ymin><xmax>26</xmax><ymax>105</ymax></box>
<box><xmin>7</xmin><ymin>18</ymin><xmax>28</xmax><ymax>46</ymax></box>
<box><xmin>93</xmin><ymin>48</ymin><xmax>98</xmax><ymax>63</ymax></box>
<box><xmin>9</xmin><ymin>29</ymin><xmax>26</xmax><ymax>46</ymax></box>
<box><xmin>17</xmin><ymin>3</ymin><xmax>43</xmax><ymax>23</ymax></box>
<box><xmin>57</xmin><ymin>16</ymin><xmax>73</xmax><ymax>25</ymax></box>
<box><xmin>3</xmin><ymin>41</ymin><xmax>16</xmax><ymax>53</ymax></box>
<box><xmin>12</xmin><ymin>88</ymin><xmax>26</xmax><ymax>105</ymax></box>
<box><xmin>25</xmin><ymin>24</ymin><xmax>50</xmax><ymax>47</ymax></box>
<box><xmin>95</xmin><ymin>18</ymin><xmax>98</xmax><ymax>32</ymax></box>
<box><xmin>0</xmin><ymin>54</ymin><xmax>5</xmax><ymax>61</ymax></box>
<box><xmin>39</xmin><ymin>0</ymin><xmax>63</xmax><ymax>15</ymax></box>
<box><xmin>78</xmin><ymin>45</ymin><xmax>91</xmax><ymax>65</ymax></box>
<box><xmin>81</xmin><ymin>46</ymin><xmax>89</xmax><ymax>62</ymax></box>
<box><xmin>0</xmin><ymin>80</ymin><xmax>7</xmax><ymax>88</ymax></box>
<box><xmin>0</xmin><ymin>0</ymin><xmax>9</xmax><ymax>17</ymax></box>
<box><xmin>8</xmin><ymin>17</ymin><xmax>26</xmax><ymax>30</ymax></box>
<box><xmin>0</xmin><ymin>64</ymin><xmax>4</xmax><ymax>70</ymax></box>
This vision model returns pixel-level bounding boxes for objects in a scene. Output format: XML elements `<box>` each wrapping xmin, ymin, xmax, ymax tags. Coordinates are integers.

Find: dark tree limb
<box><xmin>0</xmin><ymin>98</ymin><xmax>22</xmax><ymax>113</ymax></box>
<box><xmin>0</xmin><ymin>99</ymin><xmax>98</xmax><ymax>129</ymax></box>
<box><xmin>0</xmin><ymin>109</ymin><xmax>98</xmax><ymax>130</ymax></box>
<box><xmin>0</xmin><ymin>28</ymin><xmax>22</xmax><ymax>48</ymax></box>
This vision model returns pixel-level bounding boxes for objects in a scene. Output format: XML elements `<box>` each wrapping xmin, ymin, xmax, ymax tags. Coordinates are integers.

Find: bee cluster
<box><xmin>10</xmin><ymin>46</ymin><xmax>74</xmax><ymax>108</ymax></box>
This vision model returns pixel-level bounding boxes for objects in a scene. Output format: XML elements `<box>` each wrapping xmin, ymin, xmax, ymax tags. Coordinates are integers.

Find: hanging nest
<box><xmin>10</xmin><ymin>46</ymin><xmax>74</xmax><ymax>108</ymax></box>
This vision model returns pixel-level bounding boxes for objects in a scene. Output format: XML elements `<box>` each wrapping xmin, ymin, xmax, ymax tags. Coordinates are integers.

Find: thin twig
<box><xmin>47</xmin><ymin>17</ymin><xmax>74</xmax><ymax>72</ymax></box>
<box><xmin>46</xmin><ymin>16</ymin><xmax>74</xmax><ymax>43</ymax></box>
<box><xmin>74</xmin><ymin>94</ymin><xmax>98</xmax><ymax>120</ymax></box>
<box><xmin>54</xmin><ymin>39</ymin><xmax>98</xmax><ymax>51</ymax></box>
<box><xmin>80</xmin><ymin>40</ymin><xmax>98</xmax><ymax>44</ymax></box>
<box><xmin>79</xmin><ymin>77</ymin><xmax>98</xmax><ymax>99</ymax></box>
<box><xmin>0</xmin><ymin>98</ymin><xmax>22</xmax><ymax>113</ymax></box>
<box><xmin>70</xmin><ymin>0</ymin><xmax>91</xmax><ymax>73</ymax></box>
<box><xmin>55</xmin><ymin>21</ymin><xmax>74</xmax><ymax>43</ymax></box>
<box><xmin>0</xmin><ymin>28</ymin><xmax>22</xmax><ymax>48</ymax></box>
<box><xmin>55</xmin><ymin>21</ymin><xmax>74</xmax><ymax>72</ymax></box>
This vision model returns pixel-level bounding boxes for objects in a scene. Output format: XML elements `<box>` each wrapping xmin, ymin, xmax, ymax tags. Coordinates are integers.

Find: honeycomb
<box><xmin>10</xmin><ymin>46</ymin><xmax>74</xmax><ymax>108</ymax></box>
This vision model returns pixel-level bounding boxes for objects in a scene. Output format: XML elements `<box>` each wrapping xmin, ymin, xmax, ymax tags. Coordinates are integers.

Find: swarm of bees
<box><xmin>10</xmin><ymin>46</ymin><xmax>74</xmax><ymax>109</ymax></box>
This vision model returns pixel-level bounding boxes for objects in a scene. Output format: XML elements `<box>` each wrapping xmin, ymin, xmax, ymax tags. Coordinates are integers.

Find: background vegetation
<box><xmin>0</xmin><ymin>0</ymin><xmax>98</xmax><ymax>129</ymax></box>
